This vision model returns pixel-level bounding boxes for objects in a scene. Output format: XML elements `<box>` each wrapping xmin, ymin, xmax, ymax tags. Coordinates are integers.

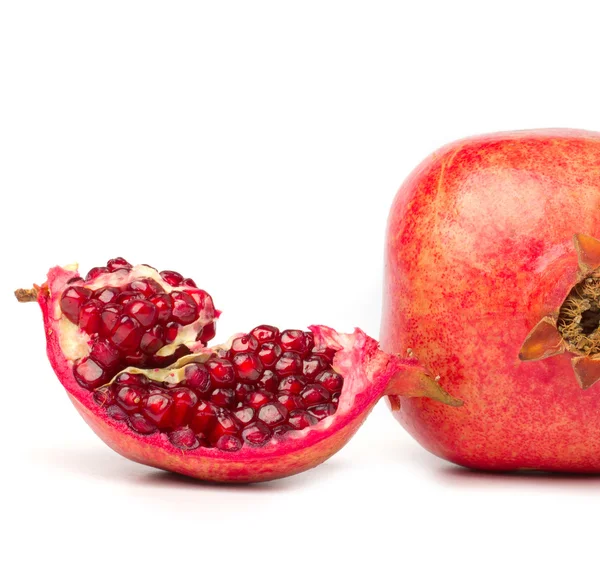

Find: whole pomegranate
<box><xmin>17</xmin><ymin>259</ymin><xmax>459</xmax><ymax>483</ymax></box>
<box><xmin>382</xmin><ymin>129</ymin><xmax>600</xmax><ymax>472</ymax></box>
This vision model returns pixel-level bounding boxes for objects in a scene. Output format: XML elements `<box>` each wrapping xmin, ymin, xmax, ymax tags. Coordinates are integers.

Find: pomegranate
<box><xmin>18</xmin><ymin>259</ymin><xmax>460</xmax><ymax>483</ymax></box>
<box><xmin>382</xmin><ymin>128</ymin><xmax>600</xmax><ymax>472</ymax></box>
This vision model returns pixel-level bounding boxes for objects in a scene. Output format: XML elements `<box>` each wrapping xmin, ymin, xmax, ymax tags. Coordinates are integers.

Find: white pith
<box><xmin>55</xmin><ymin>264</ymin><xmax>214</xmax><ymax>365</ymax></box>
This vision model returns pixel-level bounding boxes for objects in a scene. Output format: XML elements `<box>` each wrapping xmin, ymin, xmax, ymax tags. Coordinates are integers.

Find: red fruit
<box><xmin>17</xmin><ymin>263</ymin><xmax>459</xmax><ymax>482</ymax></box>
<box><xmin>382</xmin><ymin>129</ymin><xmax>600</xmax><ymax>473</ymax></box>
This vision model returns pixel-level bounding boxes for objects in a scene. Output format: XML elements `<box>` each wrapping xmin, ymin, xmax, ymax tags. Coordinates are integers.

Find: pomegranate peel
<box><xmin>17</xmin><ymin>260</ymin><xmax>460</xmax><ymax>483</ymax></box>
<box><xmin>382</xmin><ymin>129</ymin><xmax>600</xmax><ymax>472</ymax></box>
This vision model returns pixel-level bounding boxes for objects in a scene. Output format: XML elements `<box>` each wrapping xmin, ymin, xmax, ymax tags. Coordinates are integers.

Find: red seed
<box><xmin>168</xmin><ymin>427</ymin><xmax>200</xmax><ymax>450</ymax></box>
<box><xmin>170</xmin><ymin>291</ymin><xmax>198</xmax><ymax>325</ymax></box>
<box><xmin>60</xmin><ymin>286</ymin><xmax>92</xmax><ymax>324</ymax></box>
<box><xmin>288</xmin><ymin>410</ymin><xmax>319</xmax><ymax>430</ymax></box>
<box><xmin>93</xmin><ymin>286</ymin><xmax>120</xmax><ymax>304</ymax></box>
<box><xmin>242</xmin><ymin>422</ymin><xmax>272</xmax><ymax>446</ymax></box>
<box><xmin>107</xmin><ymin>404</ymin><xmax>128</xmax><ymax>421</ymax></box>
<box><xmin>149</xmin><ymin>293</ymin><xmax>173</xmax><ymax>324</ymax></box>
<box><xmin>308</xmin><ymin>403</ymin><xmax>336</xmax><ymax>420</ymax></box>
<box><xmin>250</xmin><ymin>325</ymin><xmax>279</xmax><ymax>343</ymax></box>
<box><xmin>278</xmin><ymin>375</ymin><xmax>306</xmax><ymax>395</ymax></box>
<box><xmin>257</xmin><ymin>342</ymin><xmax>282</xmax><ymax>368</ymax></box>
<box><xmin>183</xmin><ymin>363</ymin><xmax>212</xmax><ymax>397</ymax></box>
<box><xmin>116</xmin><ymin>385</ymin><xmax>146</xmax><ymax>412</ymax></box>
<box><xmin>107</xmin><ymin>257</ymin><xmax>132</xmax><ymax>272</ymax></box>
<box><xmin>232</xmin><ymin>352</ymin><xmax>263</xmax><ymax>384</ymax></box>
<box><xmin>142</xmin><ymin>393</ymin><xmax>173</xmax><ymax>427</ymax></box>
<box><xmin>114</xmin><ymin>372</ymin><xmax>148</xmax><ymax>387</ymax></box>
<box><xmin>233</xmin><ymin>406</ymin><xmax>255</xmax><ymax>425</ymax></box>
<box><xmin>128</xmin><ymin>278</ymin><xmax>163</xmax><ymax>298</ymax></box>
<box><xmin>209</xmin><ymin>409</ymin><xmax>240</xmax><ymax>445</ymax></box>
<box><xmin>246</xmin><ymin>390</ymin><xmax>273</xmax><ymax>409</ymax></box>
<box><xmin>79</xmin><ymin>300</ymin><xmax>103</xmax><ymax>335</ymax></box>
<box><xmin>215</xmin><ymin>434</ymin><xmax>242</xmax><ymax>451</ymax></box>
<box><xmin>277</xmin><ymin>394</ymin><xmax>304</xmax><ymax>411</ymax></box>
<box><xmin>181</xmin><ymin>277</ymin><xmax>197</xmax><ymax>287</ymax></box>
<box><xmin>230</xmin><ymin>335</ymin><xmax>259</xmax><ymax>354</ymax></box>
<box><xmin>140</xmin><ymin>325</ymin><xmax>165</xmax><ymax>355</ymax></box>
<box><xmin>125</xmin><ymin>300</ymin><xmax>158</xmax><ymax>328</ymax></box>
<box><xmin>165</xmin><ymin>322</ymin><xmax>180</xmax><ymax>344</ymax></box>
<box><xmin>275</xmin><ymin>352</ymin><xmax>303</xmax><ymax>376</ymax></box>
<box><xmin>198</xmin><ymin>321</ymin><xmax>216</xmax><ymax>344</ymax></box>
<box><xmin>90</xmin><ymin>339</ymin><xmax>121</xmax><ymax>369</ymax></box>
<box><xmin>99</xmin><ymin>304</ymin><xmax>123</xmax><ymax>337</ymax></box>
<box><xmin>234</xmin><ymin>382</ymin><xmax>254</xmax><ymax>403</ymax></box>
<box><xmin>272</xmin><ymin>424</ymin><xmax>293</xmax><ymax>437</ymax></box>
<box><xmin>86</xmin><ymin>266</ymin><xmax>109</xmax><ymax>280</ymax></box>
<box><xmin>93</xmin><ymin>385</ymin><xmax>113</xmax><ymax>406</ymax></box>
<box><xmin>206</xmin><ymin>358</ymin><xmax>235</xmax><ymax>387</ymax></box>
<box><xmin>128</xmin><ymin>413</ymin><xmax>157</xmax><ymax>434</ymax></box>
<box><xmin>280</xmin><ymin>329</ymin><xmax>310</xmax><ymax>354</ymax></box>
<box><xmin>189</xmin><ymin>401</ymin><xmax>217</xmax><ymax>434</ymax></box>
<box><xmin>300</xmin><ymin>384</ymin><xmax>331</xmax><ymax>406</ymax></box>
<box><xmin>257</xmin><ymin>402</ymin><xmax>288</xmax><ymax>427</ymax></box>
<box><xmin>117</xmin><ymin>291</ymin><xmax>143</xmax><ymax>305</ymax></box>
<box><xmin>211</xmin><ymin>388</ymin><xmax>236</xmax><ymax>409</ymax></box>
<box><xmin>315</xmin><ymin>370</ymin><xmax>344</xmax><ymax>393</ymax></box>
<box><xmin>73</xmin><ymin>357</ymin><xmax>107</xmax><ymax>389</ymax></box>
<box><xmin>258</xmin><ymin>370</ymin><xmax>278</xmax><ymax>392</ymax></box>
<box><xmin>170</xmin><ymin>388</ymin><xmax>199</xmax><ymax>428</ymax></box>
<box><xmin>303</xmin><ymin>354</ymin><xmax>329</xmax><ymax>381</ymax></box>
<box><xmin>188</xmin><ymin>288</ymin><xmax>209</xmax><ymax>308</ymax></box>
<box><xmin>160</xmin><ymin>270</ymin><xmax>184</xmax><ymax>286</ymax></box>
<box><xmin>110</xmin><ymin>316</ymin><xmax>143</xmax><ymax>352</ymax></box>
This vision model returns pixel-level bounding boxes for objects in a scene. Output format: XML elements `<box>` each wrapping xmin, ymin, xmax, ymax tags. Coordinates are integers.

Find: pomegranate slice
<box><xmin>17</xmin><ymin>260</ymin><xmax>460</xmax><ymax>483</ymax></box>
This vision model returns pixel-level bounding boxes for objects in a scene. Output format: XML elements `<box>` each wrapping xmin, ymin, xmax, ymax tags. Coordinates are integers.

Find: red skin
<box><xmin>381</xmin><ymin>129</ymin><xmax>600</xmax><ymax>472</ymax></box>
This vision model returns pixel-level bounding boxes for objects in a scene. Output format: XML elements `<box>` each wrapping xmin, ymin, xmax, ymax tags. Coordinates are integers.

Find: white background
<box><xmin>2</xmin><ymin>1</ymin><xmax>599</xmax><ymax>566</ymax></box>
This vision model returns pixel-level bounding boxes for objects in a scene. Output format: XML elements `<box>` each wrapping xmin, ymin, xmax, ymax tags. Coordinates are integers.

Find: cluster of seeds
<box><xmin>60</xmin><ymin>258</ymin><xmax>216</xmax><ymax>390</ymax></box>
<box><xmin>93</xmin><ymin>326</ymin><xmax>344</xmax><ymax>450</ymax></box>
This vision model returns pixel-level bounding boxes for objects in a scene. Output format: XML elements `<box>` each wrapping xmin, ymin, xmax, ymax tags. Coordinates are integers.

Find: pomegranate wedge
<box><xmin>17</xmin><ymin>260</ymin><xmax>461</xmax><ymax>483</ymax></box>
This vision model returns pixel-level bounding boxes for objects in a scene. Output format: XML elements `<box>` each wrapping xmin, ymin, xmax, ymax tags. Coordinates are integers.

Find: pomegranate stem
<box><xmin>14</xmin><ymin>288</ymin><xmax>38</xmax><ymax>303</ymax></box>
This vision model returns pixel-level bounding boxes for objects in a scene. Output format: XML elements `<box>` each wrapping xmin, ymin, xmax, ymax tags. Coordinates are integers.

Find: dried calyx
<box><xmin>520</xmin><ymin>234</ymin><xmax>600</xmax><ymax>388</ymax></box>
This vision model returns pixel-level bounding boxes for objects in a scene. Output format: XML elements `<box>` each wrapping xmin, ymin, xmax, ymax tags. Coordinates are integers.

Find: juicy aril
<box><xmin>18</xmin><ymin>259</ymin><xmax>460</xmax><ymax>483</ymax></box>
<box><xmin>382</xmin><ymin>129</ymin><xmax>600</xmax><ymax>472</ymax></box>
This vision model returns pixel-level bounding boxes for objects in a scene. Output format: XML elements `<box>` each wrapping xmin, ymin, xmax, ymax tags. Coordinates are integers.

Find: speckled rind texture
<box><xmin>39</xmin><ymin>268</ymin><xmax>390</xmax><ymax>483</ymax></box>
<box><xmin>382</xmin><ymin>129</ymin><xmax>600</xmax><ymax>472</ymax></box>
